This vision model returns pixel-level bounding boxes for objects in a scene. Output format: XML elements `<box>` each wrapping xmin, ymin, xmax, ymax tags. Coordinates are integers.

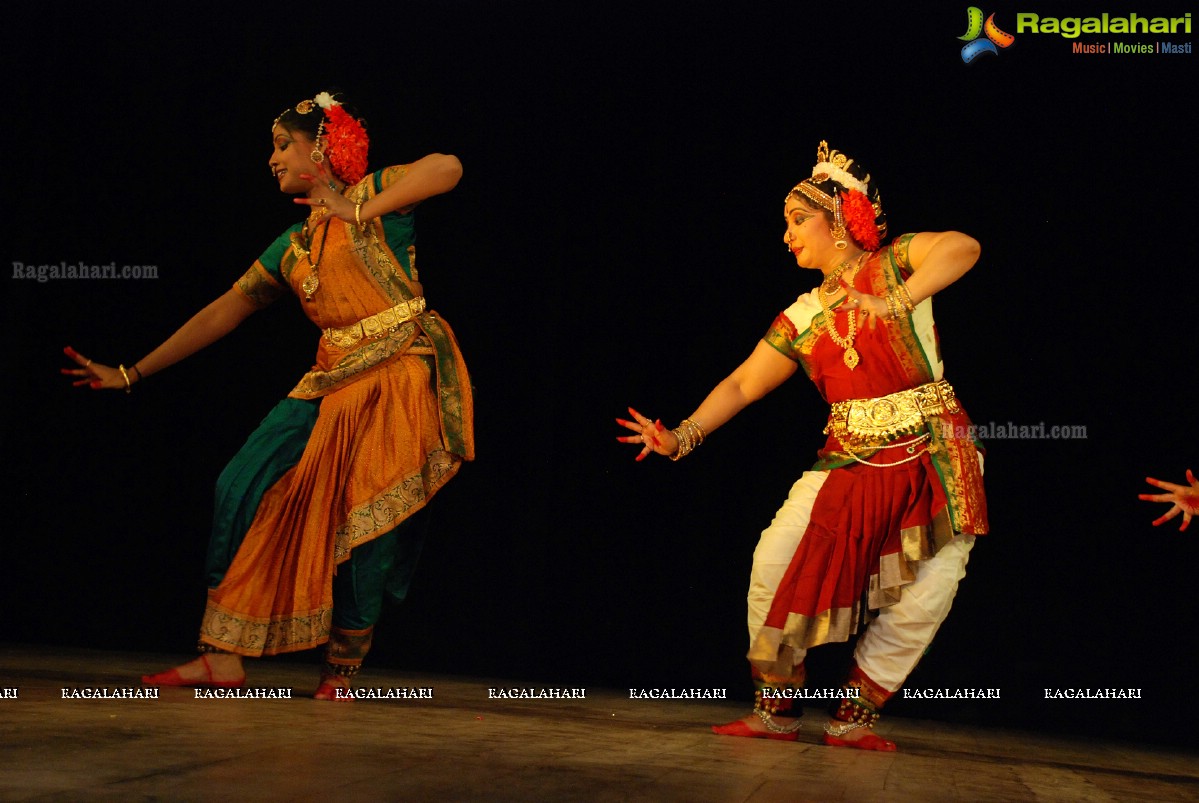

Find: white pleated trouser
<box><xmin>748</xmin><ymin>469</ymin><xmax>975</xmax><ymax>692</ymax></box>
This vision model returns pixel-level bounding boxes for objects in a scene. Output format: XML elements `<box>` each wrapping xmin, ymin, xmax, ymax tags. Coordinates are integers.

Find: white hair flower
<box><xmin>811</xmin><ymin>162</ymin><xmax>868</xmax><ymax>195</ymax></box>
<box><xmin>314</xmin><ymin>92</ymin><xmax>339</xmax><ymax>110</ymax></box>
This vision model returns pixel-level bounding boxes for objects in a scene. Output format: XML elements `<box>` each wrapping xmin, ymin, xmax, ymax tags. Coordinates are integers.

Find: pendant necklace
<box><xmin>299</xmin><ymin>217</ymin><xmax>332</xmax><ymax>301</ymax></box>
<box><xmin>818</xmin><ymin>252</ymin><xmax>868</xmax><ymax>370</ymax></box>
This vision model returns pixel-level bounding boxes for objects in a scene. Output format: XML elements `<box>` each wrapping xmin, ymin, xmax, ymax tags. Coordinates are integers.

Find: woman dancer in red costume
<box><xmin>620</xmin><ymin>142</ymin><xmax>987</xmax><ymax>749</ymax></box>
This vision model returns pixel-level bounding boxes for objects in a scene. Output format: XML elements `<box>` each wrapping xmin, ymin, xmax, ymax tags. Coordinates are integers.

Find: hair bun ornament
<box><xmin>315</xmin><ymin>92</ymin><xmax>370</xmax><ymax>185</ymax></box>
<box><xmin>811</xmin><ymin>141</ymin><xmax>869</xmax><ymax>195</ymax></box>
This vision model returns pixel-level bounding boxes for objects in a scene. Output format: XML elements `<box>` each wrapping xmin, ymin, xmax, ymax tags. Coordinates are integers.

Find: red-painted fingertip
<box><xmin>616</xmin><ymin>418</ymin><xmax>634</xmax><ymax>427</ymax></box>
<box><xmin>89</xmin><ymin>381</ymin><xmax>102</xmax><ymax>389</ymax></box>
<box><xmin>654</xmin><ymin>419</ymin><xmax>664</xmax><ymax>431</ymax></box>
<box><xmin>635</xmin><ymin>452</ymin><xmax>646</xmax><ymax>462</ymax></box>
<box><xmin>64</xmin><ymin>346</ymin><xmax>77</xmax><ymax>357</ymax></box>
<box><xmin>628</xmin><ymin>407</ymin><xmax>642</xmax><ymax>418</ymax></box>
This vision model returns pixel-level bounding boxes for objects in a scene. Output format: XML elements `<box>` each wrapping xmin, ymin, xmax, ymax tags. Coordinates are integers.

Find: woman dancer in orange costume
<box><xmin>64</xmin><ymin>91</ymin><xmax>474</xmax><ymax>700</ymax></box>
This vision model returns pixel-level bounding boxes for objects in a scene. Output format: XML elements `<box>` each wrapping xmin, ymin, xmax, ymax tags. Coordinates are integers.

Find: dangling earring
<box><xmin>310</xmin><ymin>125</ymin><xmax>327</xmax><ymax>164</ymax></box>
<box><xmin>831</xmin><ymin>192</ymin><xmax>848</xmax><ymax>249</ymax></box>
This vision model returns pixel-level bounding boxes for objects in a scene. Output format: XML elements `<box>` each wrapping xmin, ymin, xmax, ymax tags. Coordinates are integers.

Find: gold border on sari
<box><xmin>750</xmin><ymin>604</ymin><xmax>864</xmax><ymax>670</ymax></box>
<box><xmin>235</xmin><ymin>261</ymin><xmax>288</xmax><ymax>308</ymax></box>
<box><xmin>333</xmin><ymin>449</ymin><xmax>461</xmax><ymax>562</ymax></box>
<box><xmin>200</xmin><ymin>593</ymin><xmax>334</xmax><ymax>656</ymax></box>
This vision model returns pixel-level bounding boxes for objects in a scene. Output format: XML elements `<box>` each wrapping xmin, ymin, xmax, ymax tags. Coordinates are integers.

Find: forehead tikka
<box><xmin>272</xmin><ymin>98</ymin><xmax>320</xmax><ymax>131</ymax></box>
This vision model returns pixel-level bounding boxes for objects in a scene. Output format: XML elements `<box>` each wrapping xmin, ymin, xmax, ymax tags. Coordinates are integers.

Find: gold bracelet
<box><xmin>118</xmin><ymin>364</ymin><xmax>132</xmax><ymax>394</ymax></box>
<box><xmin>669</xmin><ymin>418</ymin><xmax>708</xmax><ymax>461</ymax></box>
<box><xmin>670</xmin><ymin>426</ymin><xmax>691</xmax><ymax>461</ymax></box>
<box><xmin>355</xmin><ymin>201</ymin><xmax>366</xmax><ymax>228</ymax></box>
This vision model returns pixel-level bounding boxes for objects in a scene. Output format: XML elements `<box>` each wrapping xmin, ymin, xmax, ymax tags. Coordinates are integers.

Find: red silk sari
<box><xmin>749</xmin><ymin>235</ymin><xmax>987</xmax><ymax>667</ymax></box>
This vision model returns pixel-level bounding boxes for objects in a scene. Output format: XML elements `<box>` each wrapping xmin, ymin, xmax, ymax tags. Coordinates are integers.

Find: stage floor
<box><xmin>1</xmin><ymin>645</ymin><xmax>1195</xmax><ymax>802</ymax></box>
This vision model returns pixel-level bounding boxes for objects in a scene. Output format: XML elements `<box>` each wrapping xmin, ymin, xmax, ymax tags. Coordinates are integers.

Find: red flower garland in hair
<box><xmin>323</xmin><ymin>105</ymin><xmax>370</xmax><ymax>185</ymax></box>
<box><xmin>841</xmin><ymin>189</ymin><xmax>880</xmax><ymax>251</ymax></box>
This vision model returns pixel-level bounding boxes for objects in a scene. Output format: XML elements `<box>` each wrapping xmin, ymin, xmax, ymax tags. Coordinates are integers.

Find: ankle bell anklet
<box><xmin>833</xmin><ymin>694</ymin><xmax>882</xmax><ymax>728</ymax></box>
<box><xmin>324</xmin><ymin>662</ymin><xmax>362</xmax><ymax>678</ymax></box>
<box><xmin>756</xmin><ymin>709</ymin><xmax>802</xmax><ymax>734</ymax></box>
<box><xmin>753</xmin><ymin>686</ymin><xmax>798</xmax><ymax>716</ymax></box>
<box><xmin>822</xmin><ymin>666</ymin><xmax>897</xmax><ymax>751</ymax></box>
<box><xmin>753</xmin><ymin>684</ymin><xmax>802</xmax><ymax>733</ymax></box>
<box><xmin>824</xmin><ymin>720</ymin><xmax>864</xmax><ymax>737</ymax></box>
<box><xmin>829</xmin><ymin>673</ymin><xmax>888</xmax><ymax>730</ymax></box>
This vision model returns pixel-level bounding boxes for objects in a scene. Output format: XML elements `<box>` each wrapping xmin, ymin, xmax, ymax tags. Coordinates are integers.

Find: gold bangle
<box><xmin>118</xmin><ymin>364</ymin><xmax>132</xmax><ymax>394</ymax></box>
<box><xmin>355</xmin><ymin>201</ymin><xmax>365</xmax><ymax>228</ymax></box>
<box><xmin>884</xmin><ymin>292</ymin><xmax>900</xmax><ymax>320</ymax></box>
<box><xmin>669</xmin><ymin>418</ymin><xmax>707</xmax><ymax>461</ymax></box>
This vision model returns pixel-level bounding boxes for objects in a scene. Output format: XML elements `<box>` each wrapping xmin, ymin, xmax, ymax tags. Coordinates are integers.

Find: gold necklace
<box><xmin>819</xmin><ymin>290</ymin><xmax>859</xmax><ymax>370</ymax></box>
<box><xmin>819</xmin><ymin>251</ymin><xmax>868</xmax><ymax>295</ymax></box>
<box><xmin>820</xmin><ymin>259</ymin><xmax>853</xmax><ymax>295</ymax></box>
<box><xmin>817</xmin><ymin>252</ymin><xmax>868</xmax><ymax>370</ymax></box>
<box><xmin>299</xmin><ymin>218</ymin><xmax>332</xmax><ymax>300</ymax></box>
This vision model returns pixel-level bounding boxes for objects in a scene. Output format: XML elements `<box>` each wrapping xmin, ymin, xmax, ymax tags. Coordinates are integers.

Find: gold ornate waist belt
<box><xmin>324</xmin><ymin>296</ymin><xmax>427</xmax><ymax>348</ymax></box>
<box><xmin>825</xmin><ymin>380</ymin><xmax>960</xmax><ymax>447</ymax></box>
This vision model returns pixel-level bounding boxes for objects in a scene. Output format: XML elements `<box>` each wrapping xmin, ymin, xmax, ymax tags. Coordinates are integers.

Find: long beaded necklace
<box><xmin>817</xmin><ymin>252</ymin><xmax>868</xmax><ymax>370</ymax></box>
<box><xmin>294</xmin><ymin>216</ymin><xmax>332</xmax><ymax>301</ymax></box>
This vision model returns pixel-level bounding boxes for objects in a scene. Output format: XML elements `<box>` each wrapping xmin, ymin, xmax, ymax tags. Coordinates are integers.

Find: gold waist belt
<box><xmin>324</xmin><ymin>296</ymin><xmax>427</xmax><ymax>348</ymax></box>
<box><xmin>825</xmin><ymin>380</ymin><xmax>960</xmax><ymax>447</ymax></box>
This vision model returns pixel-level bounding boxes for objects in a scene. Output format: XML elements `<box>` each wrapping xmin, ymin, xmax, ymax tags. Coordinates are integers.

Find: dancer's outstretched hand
<box><xmin>61</xmin><ymin>346</ymin><xmax>130</xmax><ymax>391</ymax></box>
<box><xmin>616</xmin><ymin>407</ymin><xmax>678</xmax><ymax>462</ymax></box>
<box><xmin>1139</xmin><ymin>470</ymin><xmax>1199</xmax><ymax>532</ymax></box>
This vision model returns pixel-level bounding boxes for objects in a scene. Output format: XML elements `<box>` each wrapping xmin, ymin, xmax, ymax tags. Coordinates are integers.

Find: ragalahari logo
<box><xmin>959</xmin><ymin>7</ymin><xmax>1016</xmax><ymax>62</ymax></box>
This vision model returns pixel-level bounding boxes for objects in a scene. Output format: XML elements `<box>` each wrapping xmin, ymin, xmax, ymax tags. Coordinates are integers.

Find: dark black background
<box><xmin>5</xmin><ymin>2</ymin><xmax>1196</xmax><ymax>744</ymax></box>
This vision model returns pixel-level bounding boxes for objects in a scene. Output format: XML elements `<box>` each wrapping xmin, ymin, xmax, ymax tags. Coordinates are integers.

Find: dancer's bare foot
<box><xmin>314</xmin><ymin>672</ymin><xmax>353</xmax><ymax>702</ymax></box>
<box><xmin>712</xmin><ymin>711</ymin><xmax>801</xmax><ymax>741</ymax></box>
<box><xmin>142</xmin><ymin>653</ymin><xmax>246</xmax><ymax>688</ymax></box>
<box><xmin>821</xmin><ymin>719</ymin><xmax>897</xmax><ymax>751</ymax></box>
